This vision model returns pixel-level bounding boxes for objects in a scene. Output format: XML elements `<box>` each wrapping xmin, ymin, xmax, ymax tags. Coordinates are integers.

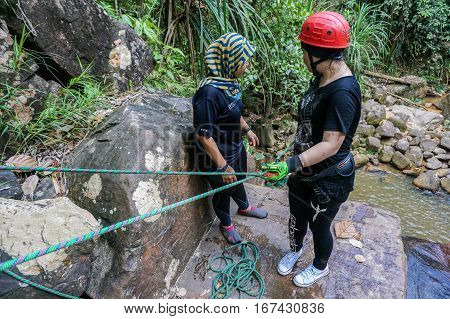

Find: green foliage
<box><xmin>97</xmin><ymin>0</ymin><xmax>196</xmax><ymax>96</ymax></box>
<box><xmin>1</xmin><ymin>64</ymin><xmax>108</xmax><ymax>153</ymax></box>
<box><xmin>242</xmin><ymin>0</ymin><xmax>316</xmax><ymax>112</ymax></box>
<box><xmin>341</xmin><ymin>3</ymin><xmax>390</xmax><ymax>74</ymax></box>
<box><xmin>371</xmin><ymin>0</ymin><xmax>449</xmax><ymax>83</ymax></box>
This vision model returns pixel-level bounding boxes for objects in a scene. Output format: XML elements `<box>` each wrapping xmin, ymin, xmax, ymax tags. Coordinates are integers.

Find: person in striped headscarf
<box><xmin>192</xmin><ymin>33</ymin><xmax>268</xmax><ymax>245</ymax></box>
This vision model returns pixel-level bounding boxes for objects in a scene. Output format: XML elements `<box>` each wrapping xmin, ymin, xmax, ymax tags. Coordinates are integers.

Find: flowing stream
<box><xmin>350</xmin><ymin>169</ymin><xmax>449</xmax><ymax>244</ymax></box>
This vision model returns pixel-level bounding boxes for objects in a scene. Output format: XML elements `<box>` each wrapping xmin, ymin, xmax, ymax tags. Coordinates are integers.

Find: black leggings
<box><xmin>288</xmin><ymin>176</ymin><xmax>352</xmax><ymax>270</ymax></box>
<box><xmin>205</xmin><ymin>150</ymin><xmax>249</xmax><ymax>227</ymax></box>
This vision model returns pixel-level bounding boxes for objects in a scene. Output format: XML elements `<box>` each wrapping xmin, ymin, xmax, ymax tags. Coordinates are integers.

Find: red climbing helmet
<box><xmin>298</xmin><ymin>11</ymin><xmax>350</xmax><ymax>49</ymax></box>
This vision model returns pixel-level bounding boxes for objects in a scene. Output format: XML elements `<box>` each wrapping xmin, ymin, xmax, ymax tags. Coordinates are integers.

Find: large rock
<box><xmin>392</xmin><ymin>151</ymin><xmax>411</xmax><ymax>170</ymax></box>
<box><xmin>394</xmin><ymin>138</ymin><xmax>410</xmax><ymax>153</ymax></box>
<box><xmin>441</xmin><ymin>178</ymin><xmax>450</xmax><ymax>194</ymax></box>
<box><xmin>362</xmin><ymin>99</ymin><xmax>386</xmax><ymax>126</ymax></box>
<box><xmin>390</xmin><ymin>105</ymin><xmax>444</xmax><ymax>131</ymax></box>
<box><xmin>376</xmin><ymin>120</ymin><xmax>396</xmax><ymax>138</ymax></box>
<box><xmin>401</xmin><ymin>75</ymin><xmax>428</xmax><ymax>99</ymax></box>
<box><xmin>367</xmin><ymin>136</ymin><xmax>381</xmax><ymax>152</ymax></box>
<box><xmin>408</xmin><ymin>128</ymin><xmax>425</xmax><ymax>138</ymax></box>
<box><xmin>379</xmin><ymin>146</ymin><xmax>394</xmax><ymax>163</ymax></box>
<box><xmin>8</xmin><ymin>0</ymin><xmax>153</xmax><ymax>92</ymax></box>
<box><xmin>420</xmin><ymin>138</ymin><xmax>439</xmax><ymax>152</ymax></box>
<box><xmin>0</xmin><ymin>197</ymin><xmax>99</xmax><ymax>298</ymax></box>
<box><xmin>425</xmin><ymin>157</ymin><xmax>443</xmax><ymax>170</ymax></box>
<box><xmin>403</xmin><ymin>237</ymin><xmax>450</xmax><ymax>299</ymax></box>
<box><xmin>354</xmin><ymin>153</ymin><xmax>369</xmax><ymax>168</ymax></box>
<box><xmin>0</xmin><ymin>171</ymin><xmax>23</xmax><ymax>199</ymax></box>
<box><xmin>384</xmin><ymin>77</ymin><xmax>427</xmax><ymax>100</ymax></box>
<box><xmin>0</xmin><ymin>18</ymin><xmax>38</xmax><ymax>86</ymax></box>
<box><xmin>440</xmin><ymin>137</ymin><xmax>450</xmax><ymax>150</ymax></box>
<box><xmin>356</xmin><ymin>124</ymin><xmax>375</xmax><ymax>137</ymax></box>
<box><xmin>66</xmin><ymin>91</ymin><xmax>214</xmax><ymax>298</ymax></box>
<box><xmin>405</xmin><ymin>146</ymin><xmax>423</xmax><ymax>167</ymax></box>
<box><xmin>387</xmin><ymin>115</ymin><xmax>407</xmax><ymax>132</ymax></box>
<box><xmin>175</xmin><ymin>184</ymin><xmax>406</xmax><ymax>298</ymax></box>
<box><xmin>413</xmin><ymin>171</ymin><xmax>440</xmax><ymax>192</ymax></box>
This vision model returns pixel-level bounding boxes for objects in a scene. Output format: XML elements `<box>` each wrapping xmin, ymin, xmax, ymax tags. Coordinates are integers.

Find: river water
<box><xmin>350</xmin><ymin>169</ymin><xmax>450</xmax><ymax>244</ymax></box>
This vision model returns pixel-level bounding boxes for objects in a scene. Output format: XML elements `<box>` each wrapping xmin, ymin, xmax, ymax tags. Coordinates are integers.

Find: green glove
<box><xmin>261</xmin><ymin>161</ymin><xmax>289</xmax><ymax>182</ymax></box>
<box><xmin>261</xmin><ymin>156</ymin><xmax>303</xmax><ymax>182</ymax></box>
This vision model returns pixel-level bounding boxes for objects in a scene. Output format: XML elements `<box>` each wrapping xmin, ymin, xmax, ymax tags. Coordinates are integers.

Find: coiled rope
<box><xmin>209</xmin><ymin>241</ymin><xmax>265</xmax><ymax>299</ymax></box>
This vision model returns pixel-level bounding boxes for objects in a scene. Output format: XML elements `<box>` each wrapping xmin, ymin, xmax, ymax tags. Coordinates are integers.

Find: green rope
<box><xmin>0</xmin><ymin>176</ymin><xmax>257</xmax><ymax>273</ymax></box>
<box><xmin>0</xmin><ymin>142</ymin><xmax>294</xmax><ymax>298</ymax></box>
<box><xmin>0</xmin><ymin>165</ymin><xmax>262</xmax><ymax>176</ymax></box>
<box><xmin>209</xmin><ymin>242</ymin><xmax>265</xmax><ymax>299</ymax></box>
<box><xmin>207</xmin><ymin>142</ymin><xmax>293</xmax><ymax>299</ymax></box>
<box><xmin>3</xmin><ymin>270</ymin><xmax>78</xmax><ymax>299</ymax></box>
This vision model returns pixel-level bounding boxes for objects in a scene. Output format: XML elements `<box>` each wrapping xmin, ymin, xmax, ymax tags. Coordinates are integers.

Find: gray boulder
<box><xmin>408</xmin><ymin>128</ymin><xmax>425</xmax><ymax>138</ymax></box>
<box><xmin>356</xmin><ymin>124</ymin><xmax>376</xmax><ymax>137</ymax></box>
<box><xmin>33</xmin><ymin>177</ymin><xmax>57</xmax><ymax>201</ymax></box>
<box><xmin>388</xmin><ymin>116</ymin><xmax>407</xmax><ymax>132</ymax></box>
<box><xmin>441</xmin><ymin>178</ymin><xmax>450</xmax><ymax>194</ymax></box>
<box><xmin>376</xmin><ymin>120</ymin><xmax>396</xmax><ymax>138</ymax></box>
<box><xmin>436</xmin><ymin>154</ymin><xmax>450</xmax><ymax>161</ymax></box>
<box><xmin>405</xmin><ymin>146</ymin><xmax>423</xmax><ymax>167</ymax></box>
<box><xmin>437</xmin><ymin>168</ymin><xmax>450</xmax><ymax>178</ymax></box>
<box><xmin>423</xmin><ymin>151</ymin><xmax>434</xmax><ymax>159</ymax></box>
<box><xmin>390</xmin><ymin>105</ymin><xmax>444</xmax><ymax>131</ymax></box>
<box><xmin>394</xmin><ymin>138</ymin><xmax>410</xmax><ymax>153</ymax></box>
<box><xmin>433</xmin><ymin>147</ymin><xmax>446</xmax><ymax>155</ymax></box>
<box><xmin>8</xmin><ymin>0</ymin><xmax>153</xmax><ymax>92</ymax></box>
<box><xmin>385</xmin><ymin>95</ymin><xmax>397</xmax><ymax>107</ymax></box>
<box><xmin>440</xmin><ymin>137</ymin><xmax>450</xmax><ymax>150</ymax></box>
<box><xmin>379</xmin><ymin>146</ymin><xmax>395</xmax><ymax>163</ymax></box>
<box><xmin>420</xmin><ymin>139</ymin><xmax>439</xmax><ymax>152</ymax></box>
<box><xmin>0</xmin><ymin>171</ymin><xmax>23</xmax><ymax>200</ymax></box>
<box><xmin>413</xmin><ymin>171</ymin><xmax>440</xmax><ymax>192</ymax></box>
<box><xmin>362</xmin><ymin>99</ymin><xmax>386</xmax><ymax>126</ymax></box>
<box><xmin>0</xmin><ymin>197</ymin><xmax>99</xmax><ymax>298</ymax></box>
<box><xmin>409</xmin><ymin>136</ymin><xmax>421</xmax><ymax>146</ymax></box>
<box><xmin>66</xmin><ymin>91</ymin><xmax>214</xmax><ymax>298</ymax></box>
<box><xmin>354</xmin><ymin>153</ymin><xmax>369</xmax><ymax>168</ymax></box>
<box><xmin>426</xmin><ymin>157</ymin><xmax>443</xmax><ymax>170</ymax></box>
<box><xmin>367</xmin><ymin>136</ymin><xmax>381</xmax><ymax>152</ymax></box>
<box><xmin>392</xmin><ymin>151</ymin><xmax>411</xmax><ymax>170</ymax></box>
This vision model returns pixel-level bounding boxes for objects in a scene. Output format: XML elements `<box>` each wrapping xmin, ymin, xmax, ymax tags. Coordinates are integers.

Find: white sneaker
<box><xmin>277</xmin><ymin>250</ymin><xmax>302</xmax><ymax>276</ymax></box>
<box><xmin>293</xmin><ymin>264</ymin><xmax>330</xmax><ymax>287</ymax></box>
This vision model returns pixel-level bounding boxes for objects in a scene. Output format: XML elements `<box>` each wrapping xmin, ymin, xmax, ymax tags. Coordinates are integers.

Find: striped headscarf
<box><xmin>198</xmin><ymin>32</ymin><xmax>256</xmax><ymax>99</ymax></box>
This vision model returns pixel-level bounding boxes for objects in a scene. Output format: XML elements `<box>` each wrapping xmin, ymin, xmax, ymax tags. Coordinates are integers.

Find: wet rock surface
<box><xmin>175</xmin><ymin>184</ymin><xmax>406</xmax><ymax>299</ymax></box>
<box><xmin>403</xmin><ymin>237</ymin><xmax>449</xmax><ymax>299</ymax></box>
<box><xmin>66</xmin><ymin>91</ymin><xmax>213</xmax><ymax>298</ymax></box>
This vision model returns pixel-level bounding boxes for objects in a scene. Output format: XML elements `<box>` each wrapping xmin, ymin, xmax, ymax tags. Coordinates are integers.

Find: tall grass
<box><xmin>1</xmin><ymin>63</ymin><xmax>108</xmax><ymax>154</ymax></box>
<box><xmin>342</xmin><ymin>3</ymin><xmax>390</xmax><ymax>74</ymax></box>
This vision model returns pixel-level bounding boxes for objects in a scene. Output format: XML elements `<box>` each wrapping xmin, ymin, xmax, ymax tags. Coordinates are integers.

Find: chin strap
<box><xmin>308</xmin><ymin>51</ymin><xmax>345</xmax><ymax>78</ymax></box>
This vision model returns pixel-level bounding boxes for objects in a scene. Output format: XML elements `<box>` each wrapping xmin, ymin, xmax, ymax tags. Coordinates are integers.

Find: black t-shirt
<box><xmin>294</xmin><ymin>75</ymin><xmax>361</xmax><ymax>173</ymax></box>
<box><xmin>192</xmin><ymin>85</ymin><xmax>244</xmax><ymax>170</ymax></box>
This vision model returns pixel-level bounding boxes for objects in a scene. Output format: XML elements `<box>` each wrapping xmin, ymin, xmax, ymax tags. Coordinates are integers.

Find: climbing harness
<box><xmin>209</xmin><ymin>241</ymin><xmax>265</xmax><ymax>299</ymax></box>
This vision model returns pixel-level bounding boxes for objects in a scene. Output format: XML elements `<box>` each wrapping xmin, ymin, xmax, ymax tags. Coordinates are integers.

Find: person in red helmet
<box><xmin>262</xmin><ymin>11</ymin><xmax>361</xmax><ymax>287</ymax></box>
